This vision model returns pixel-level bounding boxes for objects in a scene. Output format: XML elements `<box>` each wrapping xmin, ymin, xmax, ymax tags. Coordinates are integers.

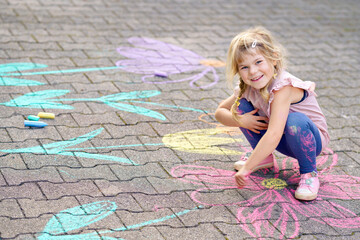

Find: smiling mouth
<box><xmin>251</xmin><ymin>75</ymin><xmax>263</xmax><ymax>82</ymax></box>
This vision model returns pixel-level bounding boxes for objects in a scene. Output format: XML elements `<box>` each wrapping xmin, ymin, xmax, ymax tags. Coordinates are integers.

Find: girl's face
<box><xmin>238</xmin><ymin>51</ymin><xmax>276</xmax><ymax>90</ymax></box>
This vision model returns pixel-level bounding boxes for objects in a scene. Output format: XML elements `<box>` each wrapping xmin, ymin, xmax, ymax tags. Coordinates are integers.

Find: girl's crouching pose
<box><xmin>215</xmin><ymin>26</ymin><xmax>330</xmax><ymax>201</ymax></box>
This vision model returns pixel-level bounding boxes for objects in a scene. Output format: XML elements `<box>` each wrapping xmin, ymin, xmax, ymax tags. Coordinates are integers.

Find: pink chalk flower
<box><xmin>171</xmin><ymin>148</ymin><xmax>360</xmax><ymax>239</ymax></box>
<box><xmin>116</xmin><ymin>37</ymin><xmax>225</xmax><ymax>89</ymax></box>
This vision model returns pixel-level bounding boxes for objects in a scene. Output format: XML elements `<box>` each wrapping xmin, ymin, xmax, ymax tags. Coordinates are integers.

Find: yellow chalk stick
<box><xmin>37</xmin><ymin>112</ymin><xmax>55</xmax><ymax>119</ymax></box>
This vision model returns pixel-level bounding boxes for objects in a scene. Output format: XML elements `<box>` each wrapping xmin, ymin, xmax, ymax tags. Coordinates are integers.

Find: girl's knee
<box><xmin>238</xmin><ymin>98</ymin><xmax>255</xmax><ymax>114</ymax></box>
<box><xmin>285</xmin><ymin>112</ymin><xmax>309</xmax><ymax>135</ymax></box>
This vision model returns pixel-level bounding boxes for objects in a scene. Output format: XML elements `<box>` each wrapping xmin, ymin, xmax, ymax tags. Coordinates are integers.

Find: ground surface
<box><xmin>0</xmin><ymin>0</ymin><xmax>359</xmax><ymax>239</ymax></box>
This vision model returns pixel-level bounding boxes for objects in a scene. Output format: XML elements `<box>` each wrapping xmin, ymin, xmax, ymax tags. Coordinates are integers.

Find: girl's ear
<box><xmin>273</xmin><ymin>60</ymin><xmax>277</xmax><ymax>67</ymax></box>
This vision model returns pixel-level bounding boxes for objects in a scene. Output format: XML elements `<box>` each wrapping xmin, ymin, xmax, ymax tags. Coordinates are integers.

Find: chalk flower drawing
<box><xmin>37</xmin><ymin>200</ymin><xmax>202</xmax><ymax>239</ymax></box>
<box><xmin>171</xmin><ymin>148</ymin><xmax>360</xmax><ymax>239</ymax></box>
<box><xmin>116</xmin><ymin>37</ymin><xmax>225</xmax><ymax>89</ymax></box>
<box><xmin>0</xmin><ymin>62</ymin><xmax>119</xmax><ymax>86</ymax></box>
<box><xmin>0</xmin><ymin>89</ymin><xmax>204</xmax><ymax>120</ymax></box>
<box><xmin>1</xmin><ymin>128</ymin><xmax>140</xmax><ymax>165</ymax></box>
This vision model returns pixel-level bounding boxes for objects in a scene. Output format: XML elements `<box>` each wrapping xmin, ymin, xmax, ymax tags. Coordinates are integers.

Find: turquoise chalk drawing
<box><xmin>0</xmin><ymin>62</ymin><xmax>119</xmax><ymax>86</ymax></box>
<box><xmin>37</xmin><ymin>201</ymin><xmax>202</xmax><ymax>239</ymax></box>
<box><xmin>1</xmin><ymin>128</ymin><xmax>139</xmax><ymax>165</ymax></box>
<box><xmin>0</xmin><ymin>89</ymin><xmax>205</xmax><ymax>120</ymax></box>
<box><xmin>40</xmin><ymin>201</ymin><xmax>117</xmax><ymax>236</ymax></box>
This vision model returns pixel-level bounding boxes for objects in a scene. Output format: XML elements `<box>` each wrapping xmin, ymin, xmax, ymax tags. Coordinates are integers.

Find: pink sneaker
<box><xmin>295</xmin><ymin>171</ymin><xmax>319</xmax><ymax>201</ymax></box>
<box><xmin>234</xmin><ymin>152</ymin><xmax>275</xmax><ymax>172</ymax></box>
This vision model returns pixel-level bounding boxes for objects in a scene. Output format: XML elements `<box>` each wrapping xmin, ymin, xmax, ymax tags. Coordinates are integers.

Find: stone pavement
<box><xmin>0</xmin><ymin>0</ymin><xmax>359</xmax><ymax>239</ymax></box>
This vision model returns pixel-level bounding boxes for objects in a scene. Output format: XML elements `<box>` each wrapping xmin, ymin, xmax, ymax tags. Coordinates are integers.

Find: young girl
<box><xmin>215</xmin><ymin>26</ymin><xmax>330</xmax><ymax>201</ymax></box>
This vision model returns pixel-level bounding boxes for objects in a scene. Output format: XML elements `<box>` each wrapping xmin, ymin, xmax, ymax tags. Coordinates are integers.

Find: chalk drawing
<box><xmin>37</xmin><ymin>201</ymin><xmax>202</xmax><ymax>239</ymax></box>
<box><xmin>0</xmin><ymin>62</ymin><xmax>119</xmax><ymax>86</ymax></box>
<box><xmin>0</xmin><ymin>89</ymin><xmax>205</xmax><ymax>120</ymax></box>
<box><xmin>162</xmin><ymin>128</ymin><xmax>244</xmax><ymax>155</ymax></box>
<box><xmin>1</xmin><ymin>128</ymin><xmax>139</xmax><ymax>165</ymax></box>
<box><xmin>171</xmin><ymin>148</ymin><xmax>360</xmax><ymax>239</ymax></box>
<box><xmin>116</xmin><ymin>37</ymin><xmax>225</xmax><ymax>89</ymax></box>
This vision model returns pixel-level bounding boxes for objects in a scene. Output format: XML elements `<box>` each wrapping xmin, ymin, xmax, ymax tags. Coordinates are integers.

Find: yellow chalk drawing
<box><xmin>162</xmin><ymin>128</ymin><xmax>244</xmax><ymax>155</ymax></box>
<box><xmin>261</xmin><ymin>178</ymin><xmax>288</xmax><ymax>190</ymax></box>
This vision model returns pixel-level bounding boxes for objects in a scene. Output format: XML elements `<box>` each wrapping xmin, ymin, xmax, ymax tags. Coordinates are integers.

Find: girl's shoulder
<box><xmin>270</xmin><ymin>71</ymin><xmax>316</xmax><ymax>95</ymax></box>
<box><xmin>268</xmin><ymin>71</ymin><xmax>317</xmax><ymax>104</ymax></box>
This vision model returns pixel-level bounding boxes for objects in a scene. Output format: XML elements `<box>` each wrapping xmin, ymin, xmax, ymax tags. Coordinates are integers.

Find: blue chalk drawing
<box><xmin>1</xmin><ymin>128</ymin><xmax>140</xmax><ymax>165</ymax></box>
<box><xmin>0</xmin><ymin>89</ymin><xmax>205</xmax><ymax>120</ymax></box>
<box><xmin>37</xmin><ymin>200</ymin><xmax>202</xmax><ymax>239</ymax></box>
<box><xmin>0</xmin><ymin>62</ymin><xmax>119</xmax><ymax>86</ymax></box>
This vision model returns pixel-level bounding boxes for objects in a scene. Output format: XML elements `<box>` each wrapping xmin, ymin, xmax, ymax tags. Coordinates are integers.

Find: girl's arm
<box><xmin>215</xmin><ymin>95</ymin><xmax>269</xmax><ymax>133</ymax></box>
<box><xmin>235</xmin><ymin>86</ymin><xmax>302</xmax><ymax>187</ymax></box>
<box><xmin>215</xmin><ymin>95</ymin><xmax>241</xmax><ymax>127</ymax></box>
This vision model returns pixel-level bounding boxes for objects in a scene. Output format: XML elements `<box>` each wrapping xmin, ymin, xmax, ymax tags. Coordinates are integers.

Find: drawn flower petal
<box><xmin>290</xmin><ymin>199</ymin><xmax>360</xmax><ymax>228</ymax></box>
<box><xmin>319</xmin><ymin>174</ymin><xmax>360</xmax><ymax>199</ymax></box>
<box><xmin>60</xmin><ymin>152</ymin><xmax>137</xmax><ymax>165</ymax></box>
<box><xmin>38</xmin><ymin>232</ymin><xmax>119</xmax><ymax>240</ymax></box>
<box><xmin>2</xmin><ymin>128</ymin><xmax>104</xmax><ymax>155</ymax></box>
<box><xmin>141</xmin><ymin>66</ymin><xmax>219</xmax><ymax>89</ymax></box>
<box><xmin>106</xmin><ymin>102</ymin><xmax>166</xmax><ymax>120</ymax></box>
<box><xmin>237</xmin><ymin>191</ymin><xmax>300</xmax><ymax>239</ymax></box>
<box><xmin>163</xmin><ymin>128</ymin><xmax>244</xmax><ymax>155</ymax></box>
<box><xmin>117</xmin><ymin>46</ymin><xmax>163</xmax><ymax>59</ymax></box>
<box><xmin>40</xmin><ymin>201</ymin><xmax>117</xmax><ymax>235</ymax></box>
<box><xmin>0</xmin><ymin>62</ymin><xmax>48</xmax><ymax>74</ymax></box>
<box><xmin>0</xmin><ymin>77</ymin><xmax>44</xmax><ymax>86</ymax></box>
<box><xmin>100</xmin><ymin>90</ymin><xmax>161</xmax><ymax>101</ymax></box>
<box><xmin>2</xmin><ymin>89</ymin><xmax>73</xmax><ymax>109</ymax></box>
<box><xmin>127</xmin><ymin>37</ymin><xmax>202</xmax><ymax>59</ymax></box>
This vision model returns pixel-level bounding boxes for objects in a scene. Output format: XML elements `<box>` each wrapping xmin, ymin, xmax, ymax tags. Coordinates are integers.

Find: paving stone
<box><xmin>7</xmin><ymin>126</ymin><xmax>62</xmax><ymax>142</ymax></box>
<box><xmin>110</xmin><ymin>162</ymin><xmax>169</xmax><ymax>181</ymax></box>
<box><xmin>18</xmin><ymin>196</ymin><xmax>79</xmax><ymax>218</ymax></box>
<box><xmin>0</xmin><ymin>183</ymin><xmax>44</xmax><ymax>200</ymax></box>
<box><xmin>38</xmin><ymin>180</ymin><xmax>102</xmax><ymax>199</ymax></box>
<box><xmin>157</xmin><ymin>223</ymin><xmax>225</xmax><ymax>239</ymax></box>
<box><xmin>132</xmin><ymin>192</ymin><xmax>197</xmax><ymax>211</ymax></box>
<box><xmin>99</xmin><ymin>226</ymin><xmax>165</xmax><ymax>239</ymax></box>
<box><xmin>117</xmin><ymin>208</ymin><xmax>184</xmax><ymax>228</ymax></box>
<box><xmin>76</xmin><ymin>195</ymin><xmax>143</xmax><ymax>212</ymax></box>
<box><xmin>0</xmin><ymin>154</ymin><xmax>27</xmax><ymax>169</ymax></box>
<box><xmin>0</xmin><ymin>215</ymin><xmax>50</xmax><ymax>239</ymax></box>
<box><xmin>58</xmin><ymin>165</ymin><xmax>118</xmax><ymax>182</ymax></box>
<box><xmin>0</xmin><ymin>199</ymin><xmax>24</xmax><ymax>218</ymax></box>
<box><xmin>95</xmin><ymin>178</ymin><xmax>157</xmax><ymax>196</ymax></box>
<box><xmin>1</xmin><ymin>167</ymin><xmax>63</xmax><ymax>185</ymax></box>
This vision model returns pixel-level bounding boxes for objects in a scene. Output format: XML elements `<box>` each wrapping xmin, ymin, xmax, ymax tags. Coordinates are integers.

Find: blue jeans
<box><xmin>237</xmin><ymin>98</ymin><xmax>322</xmax><ymax>174</ymax></box>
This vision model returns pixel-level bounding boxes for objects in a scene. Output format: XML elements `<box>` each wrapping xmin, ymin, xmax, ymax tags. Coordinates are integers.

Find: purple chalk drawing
<box><xmin>171</xmin><ymin>148</ymin><xmax>360</xmax><ymax>239</ymax></box>
<box><xmin>116</xmin><ymin>37</ymin><xmax>225</xmax><ymax>89</ymax></box>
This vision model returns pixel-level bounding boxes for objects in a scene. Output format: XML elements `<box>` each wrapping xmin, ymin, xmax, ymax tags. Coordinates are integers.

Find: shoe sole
<box><xmin>295</xmin><ymin>192</ymin><xmax>317</xmax><ymax>201</ymax></box>
<box><xmin>234</xmin><ymin>161</ymin><xmax>274</xmax><ymax>172</ymax></box>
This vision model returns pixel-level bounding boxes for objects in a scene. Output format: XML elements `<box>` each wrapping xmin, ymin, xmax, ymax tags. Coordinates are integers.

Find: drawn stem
<box><xmin>1</xmin><ymin>66</ymin><xmax>121</xmax><ymax>76</ymax></box>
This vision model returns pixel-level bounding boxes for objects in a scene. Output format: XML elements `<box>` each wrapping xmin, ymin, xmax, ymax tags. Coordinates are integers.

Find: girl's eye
<box><xmin>240</xmin><ymin>66</ymin><xmax>248</xmax><ymax>70</ymax></box>
<box><xmin>256</xmin><ymin>60</ymin><xmax>262</xmax><ymax>64</ymax></box>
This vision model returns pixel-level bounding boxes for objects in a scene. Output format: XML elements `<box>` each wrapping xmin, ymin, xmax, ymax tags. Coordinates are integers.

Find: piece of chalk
<box><xmin>37</xmin><ymin>112</ymin><xmax>55</xmax><ymax>119</ymax></box>
<box><xmin>24</xmin><ymin>120</ymin><xmax>48</xmax><ymax>128</ymax></box>
<box><xmin>154</xmin><ymin>71</ymin><xmax>168</xmax><ymax>78</ymax></box>
<box><xmin>27</xmin><ymin>115</ymin><xmax>40</xmax><ymax>121</ymax></box>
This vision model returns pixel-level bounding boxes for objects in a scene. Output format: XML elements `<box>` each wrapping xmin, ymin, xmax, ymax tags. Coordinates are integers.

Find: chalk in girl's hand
<box><xmin>154</xmin><ymin>71</ymin><xmax>168</xmax><ymax>78</ymax></box>
<box><xmin>24</xmin><ymin>120</ymin><xmax>48</xmax><ymax>128</ymax></box>
<box><xmin>37</xmin><ymin>112</ymin><xmax>55</xmax><ymax>119</ymax></box>
<box><xmin>27</xmin><ymin>115</ymin><xmax>40</xmax><ymax>121</ymax></box>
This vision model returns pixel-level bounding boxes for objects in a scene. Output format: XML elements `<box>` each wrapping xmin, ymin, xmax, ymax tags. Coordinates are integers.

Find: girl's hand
<box><xmin>235</xmin><ymin>166</ymin><xmax>252</xmax><ymax>189</ymax></box>
<box><xmin>237</xmin><ymin>109</ymin><xmax>269</xmax><ymax>134</ymax></box>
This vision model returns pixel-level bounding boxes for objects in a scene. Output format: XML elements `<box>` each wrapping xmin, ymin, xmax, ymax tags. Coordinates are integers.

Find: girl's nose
<box><xmin>249</xmin><ymin>65</ymin><xmax>257</xmax><ymax>75</ymax></box>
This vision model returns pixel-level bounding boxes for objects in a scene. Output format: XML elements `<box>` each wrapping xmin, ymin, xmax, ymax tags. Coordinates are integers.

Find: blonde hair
<box><xmin>226</xmin><ymin>26</ymin><xmax>286</xmax><ymax>122</ymax></box>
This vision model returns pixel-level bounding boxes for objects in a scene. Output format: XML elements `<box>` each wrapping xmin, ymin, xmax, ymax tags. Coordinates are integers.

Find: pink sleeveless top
<box><xmin>234</xmin><ymin>71</ymin><xmax>330</xmax><ymax>150</ymax></box>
